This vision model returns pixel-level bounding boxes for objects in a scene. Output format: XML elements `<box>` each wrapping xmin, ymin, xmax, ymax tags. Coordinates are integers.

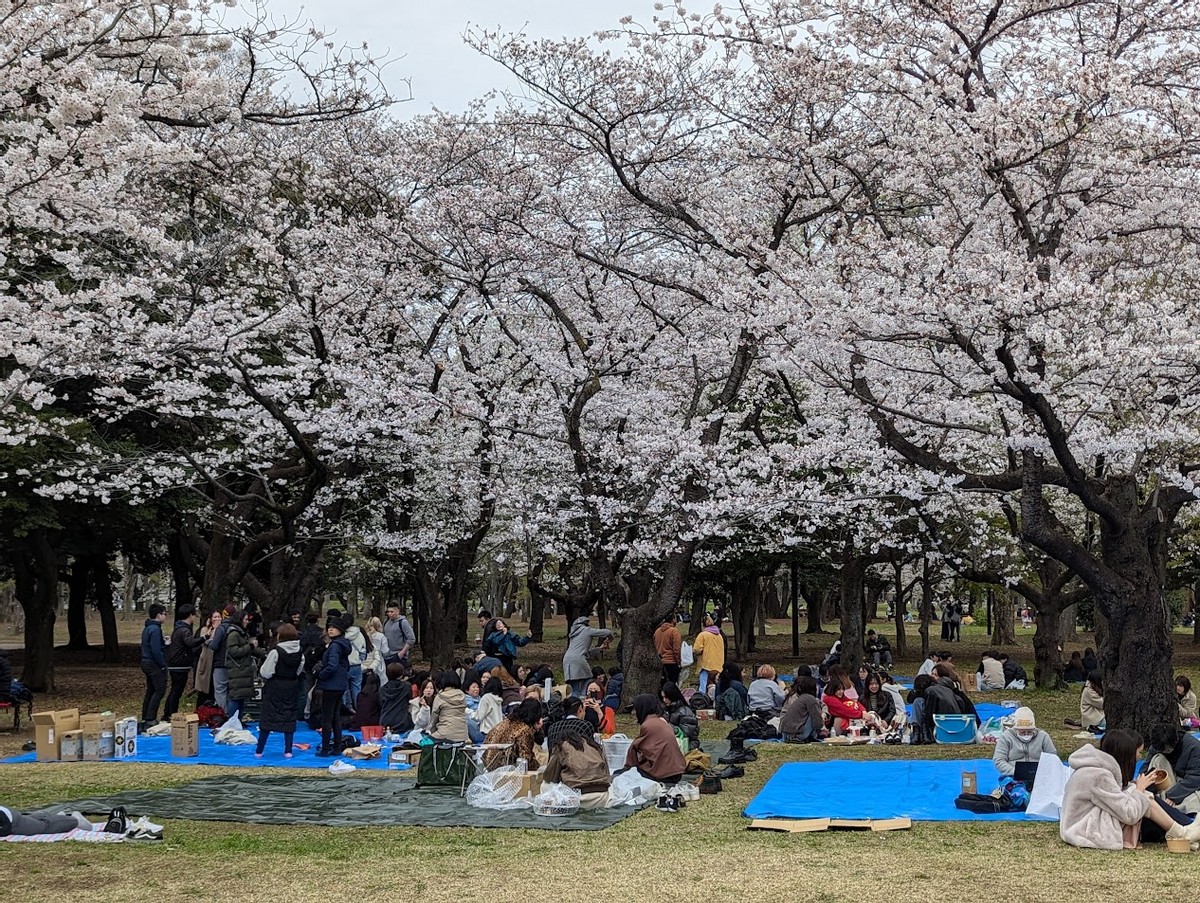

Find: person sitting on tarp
<box><xmin>779</xmin><ymin>675</ymin><xmax>825</xmax><ymax>743</ymax></box>
<box><xmin>661</xmin><ymin>682</ymin><xmax>700</xmax><ymax>751</ymax></box>
<box><xmin>907</xmin><ymin>674</ymin><xmax>933</xmax><ymax>742</ymax></box>
<box><xmin>993</xmin><ymin>707</ymin><xmax>1056</xmax><ymax>778</ymax></box>
<box><xmin>861</xmin><ymin>672</ymin><xmax>899</xmax><ymax>729</ymax></box>
<box><xmin>379</xmin><ymin>663</ymin><xmax>414</xmax><ymax>734</ymax></box>
<box><xmin>483</xmin><ymin>698</ymin><xmax>544</xmax><ymax>770</ymax></box>
<box><xmin>1060</xmin><ymin>728</ymin><xmax>1200</xmax><ymax>850</ymax></box>
<box><xmin>625</xmin><ymin>694</ymin><xmax>687</xmax><ymax>785</ymax></box>
<box><xmin>822</xmin><ymin>681</ymin><xmax>883</xmax><ymax>735</ymax></box>
<box><xmin>472</xmin><ymin>677</ymin><xmax>505</xmax><ymax>737</ymax></box>
<box><xmin>714</xmin><ymin>663</ymin><xmax>749</xmax><ymax>721</ymax></box>
<box><xmin>428</xmin><ymin>671</ymin><xmax>469</xmax><ymax>743</ymax></box>
<box><xmin>1144</xmin><ymin>723</ymin><xmax>1200</xmax><ymax>814</ymax></box>
<box><xmin>546</xmin><ymin>696</ymin><xmax>599</xmax><ymax>747</ymax></box>
<box><xmin>350</xmin><ymin>670</ymin><xmax>382</xmax><ymax>731</ymax></box>
<box><xmin>747</xmin><ymin>665</ymin><xmax>785</xmax><ymax>717</ymax></box>
<box><xmin>921</xmin><ymin>673</ymin><xmax>965</xmax><ymax>738</ymax></box>
<box><xmin>545</xmin><ymin>729</ymin><xmax>612</xmax><ymax>810</ymax></box>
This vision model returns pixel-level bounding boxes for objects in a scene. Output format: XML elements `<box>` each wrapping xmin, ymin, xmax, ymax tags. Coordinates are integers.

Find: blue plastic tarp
<box><xmin>742</xmin><ymin>759</ymin><xmax>1055</xmax><ymax>822</ymax></box>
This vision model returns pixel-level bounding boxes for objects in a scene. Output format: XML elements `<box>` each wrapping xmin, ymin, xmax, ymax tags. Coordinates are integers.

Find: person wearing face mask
<box><xmin>993</xmin><ymin>707</ymin><xmax>1057</xmax><ymax>778</ymax></box>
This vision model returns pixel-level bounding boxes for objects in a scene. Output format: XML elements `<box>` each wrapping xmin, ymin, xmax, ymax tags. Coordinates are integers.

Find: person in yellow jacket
<box><xmin>692</xmin><ymin>615</ymin><xmax>725</xmax><ymax>696</ymax></box>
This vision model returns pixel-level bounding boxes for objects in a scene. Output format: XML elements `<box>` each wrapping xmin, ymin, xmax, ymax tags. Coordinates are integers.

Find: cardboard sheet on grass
<box><xmin>51</xmin><ymin>773</ymin><xmax>646</xmax><ymax>831</ymax></box>
<box><xmin>743</xmin><ymin>759</ymin><xmax>1056</xmax><ymax>825</ymax></box>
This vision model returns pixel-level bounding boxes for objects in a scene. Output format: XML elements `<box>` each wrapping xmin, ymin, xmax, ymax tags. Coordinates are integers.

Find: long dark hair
<box><xmin>787</xmin><ymin>675</ymin><xmax>818</xmax><ymax>700</ymax></box>
<box><xmin>1100</xmin><ymin>728</ymin><xmax>1143</xmax><ymax>786</ymax></box>
<box><xmin>632</xmin><ymin>694</ymin><xmax>662</xmax><ymax>724</ymax></box>
<box><xmin>1087</xmin><ymin>670</ymin><xmax>1104</xmax><ymax>694</ymax></box>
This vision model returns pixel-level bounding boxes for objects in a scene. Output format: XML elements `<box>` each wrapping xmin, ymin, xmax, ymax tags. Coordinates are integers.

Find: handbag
<box><xmin>416</xmin><ymin>741</ymin><xmax>472</xmax><ymax>789</ymax></box>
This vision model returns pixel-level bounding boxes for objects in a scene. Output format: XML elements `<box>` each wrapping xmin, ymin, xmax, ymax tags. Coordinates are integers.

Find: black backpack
<box><xmin>954</xmin><ymin>792</ymin><xmax>1013</xmax><ymax>814</ymax></box>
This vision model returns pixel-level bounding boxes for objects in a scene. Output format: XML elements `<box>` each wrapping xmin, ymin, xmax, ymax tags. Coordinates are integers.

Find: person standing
<box><xmin>382</xmin><ymin>604</ymin><xmax>416</xmax><ymax>665</ymax></box>
<box><xmin>256</xmin><ymin>623</ymin><xmax>304</xmax><ymax>758</ymax></box>
<box><xmin>563</xmin><ymin>616</ymin><xmax>614</xmax><ymax>697</ymax></box>
<box><xmin>164</xmin><ymin>604</ymin><xmax>205</xmax><ymax>719</ymax></box>
<box><xmin>342</xmin><ymin>617</ymin><xmax>368</xmax><ymax>712</ymax></box>
<box><xmin>206</xmin><ymin>604</ymin><xmax>237</xmax><ymax>712</ymax></box>
<box><xmin>691</xmin><ymin>615</ymin><xmax>725</xmax><ymax>696</ymax></box>
<box><xmin>139</xmin><ymin>604</ymin><xmax>169</xmax><ymax>729</ymax></box>
<box><xmin>315</xmin><ymin>613</ymin><xmax>351</xmax><ymax>756</ymax></box>
<box><xmin>654</xmin><ymin>614</ymin><xmax>683</xmax><ymax>686</ymax></box>
<box><xmin>223</xmin><ymin>610</ymin><xmax>262</xmax><ymax>723</ymax></box>
<box><xmin>194</xmin><ymin>610</ymin><xmax>222</xmax><ymax>707</ymax></box>
<box><xmin>485</xmin><ymin>618</ymin><xmax>531</xmax><ymax>678</ymax></box>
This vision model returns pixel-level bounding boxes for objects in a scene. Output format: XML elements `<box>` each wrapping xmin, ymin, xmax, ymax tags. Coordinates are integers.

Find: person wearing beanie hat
<box><xmin>993</xmin><ymin>706</ymin><xmax>1057</xmax><ymax>777</ymax></box>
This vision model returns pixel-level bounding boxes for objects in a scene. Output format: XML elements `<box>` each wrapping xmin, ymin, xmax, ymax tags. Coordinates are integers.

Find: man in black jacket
<box><xmin>998</xmin><ymin>653</ymin><xmax>1028</xmax><ymax>687</ymax></box>
<box><xmin>164</xmin><ymin>604</ymin><xmax>205</xmax><ymax>719</ymax></box>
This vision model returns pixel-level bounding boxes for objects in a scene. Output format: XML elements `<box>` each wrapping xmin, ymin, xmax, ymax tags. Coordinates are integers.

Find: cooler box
<box><xmin>934</xmin><ymin>714</ymin><xmax>977</xmax><ymax>744</ymax></box>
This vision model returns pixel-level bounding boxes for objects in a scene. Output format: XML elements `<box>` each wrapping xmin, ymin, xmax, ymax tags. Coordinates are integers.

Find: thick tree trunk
<box><xmin>892</xmin><ymin>562</ymin><xmax>907</xmax><ymax>659</ymax></box>
<box><xmin>919</xmin><ymin>558</ymin><xmax>933</xmax><ymax>660</ymax></box>
<box><xmin>1032</xmin><ymin>602</ymin><xmax>1066</xmax><ymax>690</ymax></box>
<box><xmin>729</xmin><ymin>574</ymin><xmax>757</xmax><ymax>659</ymax></box>
<box><xmin>167</xmin><ymin>532</ymin><xmax>195</xmax><ymax>611</ymax></box>
<box><xmin>527</xmin><ymin>581</ymin><xmax>547</xmax><ymax>643</ymax></box>
<box><xmin>1060</xmin><ymin>604</ymin><xmax>1078</xmax><ymax>639</ymax></box>
<box><xmin>838</xmin><ymin>549</ymin><xmax>866</xmax><ymax>675</ymax></box>
<box><xmin>991</xmin><ymin>590</ymin><xmax>1017</xmax><ymax>646</ymax></box>
<box><xmin>92</xmin><ymin>556</ymin><xmax>120</xmax><ymax>663</ymax></box>
<box><xmin>65</xmin><ymin>556</ymin><xmax>92</xmax><ymax>650</ymax></box>
<box><xmin>802</xmin><ymin>585</ymin><xmax>824</xmax><ymax>634</ymax></box>
<box><xmin>13</xmin><ymin>531</ymin><xmax>59</xmax><ymax>692</ymax></box>
<box><xmin>618</xmin><ymin>552</ymin><xmax>693</xmax><ymax>703</ymax></box>
<box><xmin>790</xmin><ymin>563</ymin><xmax>800</xmax><ymax>657</ymax></box>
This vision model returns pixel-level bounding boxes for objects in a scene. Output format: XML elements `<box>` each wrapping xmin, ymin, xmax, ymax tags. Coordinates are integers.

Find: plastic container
<box><xmin>934</xmin><ymin>714</ymin><xmax>977</xmax><ymax>744</ymax></box>
<box><xmin>603</xmin><ymin>734</ymin><xmax>633</xmax><ymax>772</ymax></box>
<box><xmin>361</xmin><ymin>725</ymin><xmax>384</xmax><ymax>742</ymax></box>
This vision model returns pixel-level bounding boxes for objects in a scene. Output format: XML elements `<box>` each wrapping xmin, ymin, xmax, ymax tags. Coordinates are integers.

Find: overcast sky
<box><xmin>270</xmin><ymin>1</ymin><xmax>655</xmax><ymax>116</ymax></box>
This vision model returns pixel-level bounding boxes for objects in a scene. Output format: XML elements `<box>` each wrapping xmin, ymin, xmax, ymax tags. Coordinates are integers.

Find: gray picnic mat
<box><xmin>43</xmin><ymin>773</ymin><xmax>648</xmax><ymax>832</ymax></box>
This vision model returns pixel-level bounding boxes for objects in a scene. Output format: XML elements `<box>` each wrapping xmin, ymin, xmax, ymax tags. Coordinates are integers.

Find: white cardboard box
<box><xmin>114</xmin><ymin>717</ymin><xmax>138</xmax><ymax>759</ymax></box>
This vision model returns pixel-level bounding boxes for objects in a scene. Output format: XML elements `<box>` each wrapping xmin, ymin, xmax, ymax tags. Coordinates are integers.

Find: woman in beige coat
<box><xmin>194</xmin><ymin>610</ymin><xmax>221</xmax><ymax>706</ymax></box>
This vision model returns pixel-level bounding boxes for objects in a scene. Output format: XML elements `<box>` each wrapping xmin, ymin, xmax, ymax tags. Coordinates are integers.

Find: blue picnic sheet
<box><xmin>743</xmin><ymin>758</ymin><xmax>1055</xmax><ymax>822</ymax></box>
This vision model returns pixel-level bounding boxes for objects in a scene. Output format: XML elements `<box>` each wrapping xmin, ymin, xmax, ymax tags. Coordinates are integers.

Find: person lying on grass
<box><xmin>1060</xmin><ymin>728</ymin><xmax>1200</xmax><ymax>850</ymax></box>
<box><xmin>992</xmin><ymin>707</ymin><xmax>1056</xmax><ymax>777</ymax></box>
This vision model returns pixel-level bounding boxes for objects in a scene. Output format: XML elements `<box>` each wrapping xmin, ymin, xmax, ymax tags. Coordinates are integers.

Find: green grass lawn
<box><xmin>4</xmin><ymin>619</ymin><xmax>1200</xmax><ymax>903</ymax></box>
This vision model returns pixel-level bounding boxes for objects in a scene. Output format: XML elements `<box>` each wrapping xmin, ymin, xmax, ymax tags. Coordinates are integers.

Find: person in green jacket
<box><xmin>223</xmin><ymin>610</ymin><xmax>263</xmax><ymax>722</ymax></box>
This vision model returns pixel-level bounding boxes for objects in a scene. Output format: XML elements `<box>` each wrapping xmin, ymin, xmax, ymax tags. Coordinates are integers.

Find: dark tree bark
<box><xmin>790</xmin><ymin>562</ymin><xmax>800</xmax><ymax>657</ymax></box>
<box><xmin>729</xmin><ymin>573</ymin><xmax>758</xmax><ymax>659</ymax></box>
<box><xmin>991</xmin><ymin>589</ymin><xmax>1017</xmax><ymax>646</ymax></box>
<box><xmin>13</xmin><ymin>530</ymin><xmax>59</xmax><ymax>692</ymax></box>
<box><xmin>801</xmin><ymin>585</ymin><xmax>824</xmax><ymax>634</ymax></box>
<box><xmin>64</xmin><ymin>555</ymin><xmax>92</xmax><ymax>650</ymax></box>
<box><xmin>891</xmin><ymin>560</ymin><xmax>909</xmax><ymax>659</ymax></box>
<box><xmin>838</xmin><ymin>548</ymin><xmax>867</xmax><ymax>675</ymax></box>
<box><xmin>919</xmin><ymin>557</ymin><xmax>933</xmax><ymax>660</ymax></box>
<box><xmin>91</xmin><ymin>555</ymin><xmax>120</xmax><ymax>663</ymax></box>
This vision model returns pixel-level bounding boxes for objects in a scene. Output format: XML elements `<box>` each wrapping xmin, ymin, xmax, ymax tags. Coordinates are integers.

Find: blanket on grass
<box><xmin>743</xmin><ymin>758</ymin><xmax>1056</xmax><ymax>823</ymax></box>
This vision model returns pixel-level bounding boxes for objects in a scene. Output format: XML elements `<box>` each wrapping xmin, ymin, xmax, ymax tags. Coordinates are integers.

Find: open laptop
<box><xmin>1014</xmin><ymin>760</ymin><xmax>1038</xmax><ymax>789</ymax></box>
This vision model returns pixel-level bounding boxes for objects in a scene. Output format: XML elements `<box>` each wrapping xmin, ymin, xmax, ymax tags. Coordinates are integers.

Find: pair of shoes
<box><xmin>315</xmin><ymin>746</ymin><xmax>336</xmax><ymax>758</ymax></box>
<box><xmin>698</xmin><ymin>773</ymin><xmax>723</xmax><ymax>794</ymax></box>
<box><xmin>718</xmin><ymin>748</ymin><xmax>757</xmax><ymax>765</ymax></box>
<box><xmin>103</xmin><ymin>807</ymin><xmax>128</xmax><ymax>835</ymax></box>
<box><xmin>714</xmin><ymin>765</ymin><xmax>745</xmax><ymax>779</ymax></box>
<box><xmin>328</xmin><ymin>759</ymin><xmax>356</xmax><ymax>776</ymax></box>
<box><xmin>1064</xmin><ymin>718</ymin><xmax>1082</xmax><ymax>728</ymax></box>
<box><xmin>126</xmin><ymin>816</ymin><xmax>164</xmax><ymax>840</ymax></box>
<box><xmin>655</xmin><ymin>794</ymin><xmax>681</xmax><ymax>812</ymax></box>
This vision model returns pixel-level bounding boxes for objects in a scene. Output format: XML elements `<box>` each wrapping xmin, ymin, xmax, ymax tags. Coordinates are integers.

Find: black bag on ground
<box><xmin>954</xmin><ymin>792</ymin><xmax>1012</xmax><ymax>813</ymax></box>
<box><xmin>688</xmin><ymin>693</ymin><xmax>712</xmax><ymax>710</ymax></box>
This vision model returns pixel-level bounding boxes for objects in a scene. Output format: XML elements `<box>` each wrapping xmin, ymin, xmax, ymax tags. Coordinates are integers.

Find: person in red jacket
<box><xmin>823</xmin><ymin>682</ymin><xmax>886</xmax><ymax>735</ymax></box>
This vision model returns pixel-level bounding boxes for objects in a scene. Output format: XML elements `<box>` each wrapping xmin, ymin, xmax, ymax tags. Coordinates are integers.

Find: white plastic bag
<box><xmin>680</xmin><ymin>641</ymin><xmax>694</xmax><ymax>667</ymax></box>
<box><xmin>1026</xmin><ymin>751</ymin><xmax>1071</xmax><ymax>819</ymax></box>
<box><xmin>466</xmin><ymin>765</ymin><xmax>533</xmax><ymax>810</ymax></box>
<box><xmin>533</xmin><ymin>782</ymin><xmax>581</xmax><ymax>817</ymax></box>
<box><xmin>214</xmin><ymin>714</ymin><xmax>256</xmax><ymax>746</ymax></box>
<box><xmin>608</xmin><ymin>769</ymin><xmax>662</xmax><ymax>807</ymax></box>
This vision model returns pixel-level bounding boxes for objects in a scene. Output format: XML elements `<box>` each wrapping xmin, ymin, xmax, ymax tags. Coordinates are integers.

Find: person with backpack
<box><xmin>660</xmin><ymin>682</ymin><xmax>700</xmax><ymax>751</ymax></box>
<box><xmin>256</xmin><ymin>623</ymin><xmax>304</xmax><ymax>757</ymax></box>
<box><xmin>382</xmin><ymin>604</ymin><xmax>416</xmax><ymax>665</ymax></box>
<box><xmin>139</xmin><ymin>604</ymin><xmax>169</xmax><ymax>729</ymax></box>
<box><xmin>164</xmin><ymin>604</ymin><xmax>205</xmax><ymax>719</ymax></box>
<box><xmin>315</xmin><ymin>612</ymin><xmax>352</xmax><ymax>756</ymax></box>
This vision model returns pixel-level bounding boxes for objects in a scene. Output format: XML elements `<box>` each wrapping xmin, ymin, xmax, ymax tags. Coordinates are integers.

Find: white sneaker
<box><xmin>328</xmin><ymin>759</ymin><xmax>356</xmax><ymax>776</ymax></box>
<box><xmin>125</xmin><ymin>815</ymin><xmax>164</xmax><ymax>839</ymax></box>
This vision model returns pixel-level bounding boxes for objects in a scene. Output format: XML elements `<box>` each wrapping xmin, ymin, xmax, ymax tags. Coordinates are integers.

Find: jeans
<box><xmin>871</xmin><ymin>652</ymin><xmax>893</xmax><ymax>667</ymax></box>
<box><xmin>141</xmin><ymin>663</ymin><xmax>167</xmax><ymax>723</ymax></box>
<box><xmin>468</xmin><ymin>719</ymin><xmax>485</xmax><ymax>744</ymax></box>
<box><xmin>225</xmin><ymin>696</ymin><xmax>245</xmax><ymax>723</ymax></box>
<box><xmin>164</xmin><ymin>669</ymin><xmax>190</xmax><ymax>719</ymax></box>
<box><xmin>2</xmin><ymin>810</ymin><xmax>84</xmax><ymax>836</ymax></box>
<box><xmin>910</xmin><ymin>698</ymin><xmax>926</xmax><ymax>738</ymax></box>
<box><xmin>344</xmin><ymin>664</ymin><xmax>362</xmax><ymax>710</ymax></box>
<box><xmin>213</xmin><ymin>667</ymin><xmax>230</xmax><ymax>711</ymax></box>
<box><xmin>698</xmin><ymin>670</ymin><xmax>714</xmax><ymax>696</ymax></box>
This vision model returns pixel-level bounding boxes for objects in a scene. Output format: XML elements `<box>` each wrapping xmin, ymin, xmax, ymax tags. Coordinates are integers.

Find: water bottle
<box><xmin>516</xmin><ymin>757</ymin><xmax>527</xmax><ymax>774</ymax></box>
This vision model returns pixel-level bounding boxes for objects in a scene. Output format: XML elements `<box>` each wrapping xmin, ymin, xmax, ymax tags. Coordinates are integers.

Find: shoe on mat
<box><xmin>328</xmin><ymin>759</ymin><xmax>356</xmax><ymax>776</ymax></box>
<box><xmin>315</xmin><ymin>746</ymin><xmax>336</xmax><ymax>757</ymax></box>
<box><xmin>126</xmin><ymin>815</ymin><xmax>164</xmax><ymax>840</ymax></box>
<box><xmin>103</xmin><ymin>806</ymin><xmax>128</xmax><ymax>835</ymax></box>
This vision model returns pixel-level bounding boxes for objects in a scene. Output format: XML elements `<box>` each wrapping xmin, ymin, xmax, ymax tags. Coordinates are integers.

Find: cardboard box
<box><xmin>31</xmin><ymin>709</ymin><xmax>80</xmax><ymax>761</ymax></box>
<box><xmin>171</xmin><ymin>713</ymin><xmax>200</xmax><ymax>757</ymax></box>
<box><xmin>80</xmin><ymin>713</ymin><xmax>116</xmax><ymax>760</ymax></box>
<box><xmin>517</xmin><ymin>768</ymin><xmax>544</xmax><ymax>798</ymax></box>
<box><xmin>749</xmin><ymin>817</ymin><xmax>911</xmax><ymax>833</ymax></box>
<box><xmin>114</xmin><ymin>717</ymin><xmax>138</xmax><ymax>759</ymax></box>
<box><xmin>59</xmin><ymin>729</ymin><xmax>84</xmax><ymax>761</ymax></box>
<box><xmin>388</xmin><ymin>748</ymin><xmax>421</xmax><ymax>770</ymax></box>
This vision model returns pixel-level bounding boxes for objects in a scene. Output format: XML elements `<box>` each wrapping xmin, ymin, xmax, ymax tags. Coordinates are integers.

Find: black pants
<box><xmin>164</xmin><ymin>669</ymin><xmax>190</xmax><ymax>720</ymax></box>
<box><xmin>498</xmin><ymin>654</ymin><xmax>516</xmax><ymax>678</ymax></box>
<box><xmin>1141</xmin><ymin>796</ymin><xmax>1193</xmax><ymax>842</ymax></box>
<box><xmin>256</xmin><ymin>729</ymin><xmax>295</xmax><ymax>756</ymax></box>
<box><xmin>320</xmin><ymin>689</ymin><xmax>343</xmax><ymax>750</ymax></box>
<box><xmin>661</xmin><ymin>664</ymin><xmax>681</xmax><ymax>686</ymax></box>
<box><xmin>141</xmin><ymin>664</ymin><xmax>167</xmax><ymax>723</ymax></box>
